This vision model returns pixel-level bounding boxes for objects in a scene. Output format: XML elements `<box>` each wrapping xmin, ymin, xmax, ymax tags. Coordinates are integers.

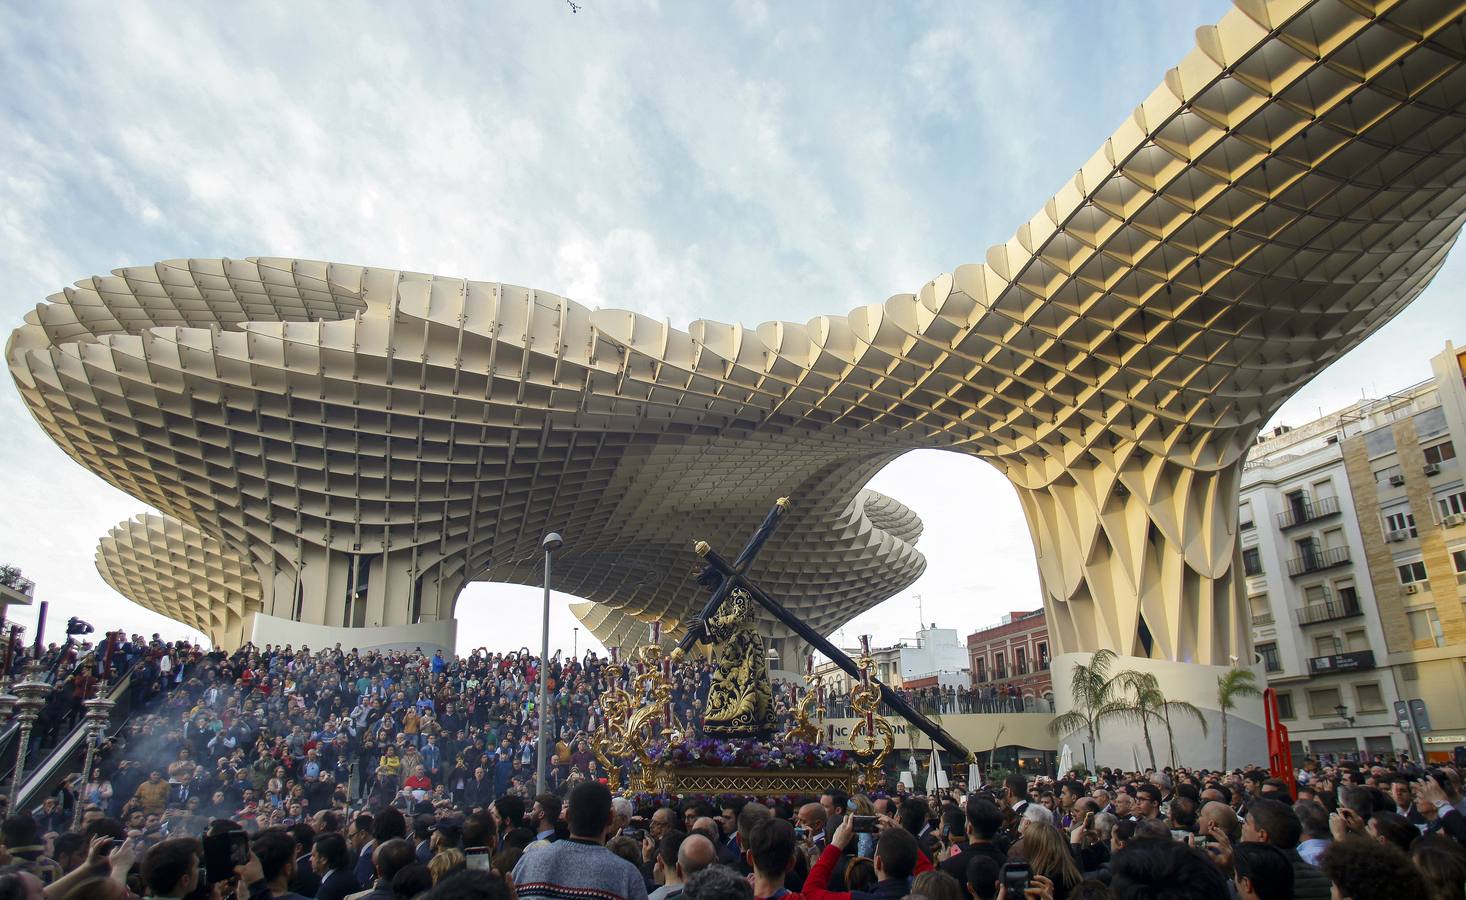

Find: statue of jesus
<box><xmin>684</xmin><ymin>586</ymin><xmax>777</xmax><ymax>739</ymax></box>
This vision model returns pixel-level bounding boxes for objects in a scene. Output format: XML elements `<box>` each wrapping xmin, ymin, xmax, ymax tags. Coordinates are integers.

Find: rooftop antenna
<box><xmin>914</xmin><ymin>594</ymin><xmax>924</xmax><ymax>639</ymax></box>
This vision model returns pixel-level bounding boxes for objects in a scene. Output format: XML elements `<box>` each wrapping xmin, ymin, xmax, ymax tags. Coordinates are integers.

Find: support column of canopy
<box><xmin>1008</xmin><ymin>439</ymin><xmax>1265</xmax><ymax>769</ymax></box>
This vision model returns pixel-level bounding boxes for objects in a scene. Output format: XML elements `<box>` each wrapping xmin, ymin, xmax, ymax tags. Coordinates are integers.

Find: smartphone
<box><xmin>851</xmin><ymin>815</ymin><xmax>879</xmax><ymax>833</ymax></box>
<box><xmin>1193</xmin><ymin>835</ymin><xmax>1212</xmax><ymax>849</ymax></box>
<box><xmin>1000</xmin><ymin>862</ymin><xmax>1030</xmax><ymax>895</ymax></box>
<box><xmin>793</xmin><ymin>825</ymin><xmax>808</xmax><ymax>840</ymax></box>
<box><xmin>623</xmin><ymin>828</ymin><xmax>645</xmax><ymax>841</ymax></box>
<box><xmin>202</xmin><ymin>831</ymin><xmax>250</xmax><ymax>884</ymax></box>
<box><xmin>466</xmin><ymin>852</ymin><xmax>491</xmax><ymax>872</ymax></box>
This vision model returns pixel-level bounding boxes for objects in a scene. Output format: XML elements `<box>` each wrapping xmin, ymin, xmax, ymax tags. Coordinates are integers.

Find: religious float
<box><xmin>590</xmin><ymin>497</ymin><xmax>971</xmax><ymax>798</ymax></box>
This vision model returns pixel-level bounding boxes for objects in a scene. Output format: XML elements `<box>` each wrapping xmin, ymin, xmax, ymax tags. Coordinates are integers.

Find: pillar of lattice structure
<box><xmin>10</xmin><ymin>0</ymin><xmax>1466</xmax><ymax>765</ymax></box>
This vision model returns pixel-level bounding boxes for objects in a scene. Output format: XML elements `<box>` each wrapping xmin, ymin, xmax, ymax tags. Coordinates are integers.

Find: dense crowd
<box><xmin>0</xmin><ymin>640</ymin><xmax>1458</xmax><ymax>900</ymax></box>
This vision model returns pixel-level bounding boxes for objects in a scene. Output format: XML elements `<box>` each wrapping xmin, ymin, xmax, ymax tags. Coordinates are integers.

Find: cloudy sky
<box><xmin>2</xmin><ymin>0</ymin><xmax>1462</xmax><ymax>657</ymax></box>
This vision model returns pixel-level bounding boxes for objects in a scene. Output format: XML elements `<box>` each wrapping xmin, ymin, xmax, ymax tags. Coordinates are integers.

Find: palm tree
<box><xmin>1110</xmin><ymin>670</ymin><xmax>1165</xmax><ymax>770</ymax></box>
<box><xmin>1048</xmin><ymin>649</ymin><xmax>1128</xmax><ymax>770</ymax></box>
<box><xmin>1117</xmin><ymin>671</ymin><xmax>1209</xmax><ymax>769</ymax></box>
<box><xmin>1217</xmin><ymin>668</ymin><xmax>1261</xmax><ymax>772</ymax></box>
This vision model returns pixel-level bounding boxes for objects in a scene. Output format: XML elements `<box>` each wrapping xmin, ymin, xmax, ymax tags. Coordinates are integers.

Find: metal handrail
<box><xmin>15</xmin><ymin>672</ymin><xmax>140</xmax><ymax>812</ymax></box>
<box><xmin>0</xmin><ymin>659</ymin><xmax>142</xmax><ymax>808</ymax></box>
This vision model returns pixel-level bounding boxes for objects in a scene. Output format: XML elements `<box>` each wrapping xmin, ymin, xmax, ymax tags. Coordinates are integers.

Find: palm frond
<box><xmin>1162</xmin><ymin>699</ymin><xmax>1209</xmax><ymax>735</ymax></box>
<box><xmin>1049</xmin><ymin>710</ymin><xmax>1090</xmax><ymax>737</ymax></box>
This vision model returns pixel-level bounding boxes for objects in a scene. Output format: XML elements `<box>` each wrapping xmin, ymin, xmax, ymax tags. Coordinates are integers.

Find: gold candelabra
<box><xmin>848</xmin><ymin>649</ymin><xmax>894</xmax><ymax>791</ymax></box>
<box><xmin>783</xmin><ymin>670</ymin><xmax>826</xmax><ymax>745</ymax></box>
<box><xmin>593</xmin><ymin>642</ymin><xmax>687</xmax><ymax>795</ymax></box>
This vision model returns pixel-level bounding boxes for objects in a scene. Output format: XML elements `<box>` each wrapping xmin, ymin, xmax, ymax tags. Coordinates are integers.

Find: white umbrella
<box><xmin>1059</xmin><ymin>744</ymin><xmax>1074</xmax><ymax>775</ymax></box>
<box><xmin>926</xmin><ymin>746</ymin><xmax>943</xmax><ymax>795</ymax></box>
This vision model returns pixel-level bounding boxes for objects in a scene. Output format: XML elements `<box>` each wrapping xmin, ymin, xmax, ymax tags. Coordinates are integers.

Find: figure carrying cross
<box><xmin>683</xmin><ymin>495</ymin><xmax>974</xmax><ymax>760</ymax></box>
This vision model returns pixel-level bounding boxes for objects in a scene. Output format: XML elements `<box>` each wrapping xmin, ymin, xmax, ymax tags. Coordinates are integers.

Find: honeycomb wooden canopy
<box><xmin>10</xmin><ymin>0</ymin><xmax>1466</xmax><ymax>657</ymax></box>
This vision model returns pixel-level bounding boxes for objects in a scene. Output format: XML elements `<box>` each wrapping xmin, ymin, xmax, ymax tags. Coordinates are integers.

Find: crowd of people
<box><xmin>0</xmin><ymin>639</ymin><xmax>1458</xmax><ymax>900</ymax></box>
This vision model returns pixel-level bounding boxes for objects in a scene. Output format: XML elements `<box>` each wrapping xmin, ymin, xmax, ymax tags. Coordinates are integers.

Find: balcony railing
<box><xmin>1287</xmin><ymin>545</ymin><xmax>1351</xmax><ymax>577</ymax></box>
<box><xmin>1013</xmin><ymin>661</ymin><xmax>1029</xmax><ymax>676</ymax></box>
<box><xmin>1276</xmin><ymin>496</ymin><xmax>1341</xmax><ymax>530</ymax></box>
<box><xmin>1295</xmin><ymin>594</ymin><xmax>1363</xmax><ymax>626</ymax></box>
<box><xmin>1251</xmin><ymin>611</ymin><xmax>1275</xmax><ymax>627</ymax></box>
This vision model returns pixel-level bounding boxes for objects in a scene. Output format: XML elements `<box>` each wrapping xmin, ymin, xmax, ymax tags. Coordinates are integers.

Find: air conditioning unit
<box><xmin>1386</xmin><ymin>528</ymin><xmax>1412</xmax><ymax>542</ymax></box>
<box><xmin>1444</xmin><ymin>513</ymin><xmax>1466</xmax><ymax>528</ymax></box>
<box><xmin>1405</xmin><ymin>583</ymin><xmax>1421</xmax><ymax>595</ymax></box>
<box><xmin>1423</xmin><ymin>462</ymin><xmax>1441</xmax><ymax>476</ymax></box>
<box><xmin>1389</xmin><ymin>474</ymin><xmax>1407</xmax><ymax>487</ymax></box>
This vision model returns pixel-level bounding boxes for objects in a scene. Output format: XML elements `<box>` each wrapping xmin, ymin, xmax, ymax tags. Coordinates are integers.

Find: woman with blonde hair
<box><xmin>428</xmin><ymin>849</ymin><xmax>466</xmax><ymax>884</ymax></box>
<box><xmin>1018</xmin><ymin>817</ymin><xmax>1081</xmax><ymax>897</ymax></box>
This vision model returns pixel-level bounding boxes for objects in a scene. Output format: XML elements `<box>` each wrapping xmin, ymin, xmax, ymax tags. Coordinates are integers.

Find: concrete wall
<box><xmin>822</xmin><ymin>714</ymin><xmax>1055</xmax><ymax>756</ymax></box>
<box><xmin>1052</xmin><ymin>652</ymin><xmax>1267</xmax><ymax>771</ymax></box>
<box><xmin>249</xmin><ymin>613</ymin><xmax>457</xmax><ymax>656</ymax></box>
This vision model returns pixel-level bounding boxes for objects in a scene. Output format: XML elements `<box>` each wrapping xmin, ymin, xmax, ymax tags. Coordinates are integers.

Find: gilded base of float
<box><xmin>638</xmin><ymin>765</ymin><xmax>860</xmax><ymax>796</ymax></box>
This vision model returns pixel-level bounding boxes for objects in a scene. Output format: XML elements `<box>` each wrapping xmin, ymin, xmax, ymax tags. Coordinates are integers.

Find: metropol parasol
<box><xmin>9</xmin><ymin>0</ymin><xmax>1466</xmax><ymax>763</ymax></box>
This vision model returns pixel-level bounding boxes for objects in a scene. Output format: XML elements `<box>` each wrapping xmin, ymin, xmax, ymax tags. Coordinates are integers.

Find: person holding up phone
<box><xmin>801</xmin><ymin>812</ymin><xmax>935</xmax><ymax>900</ymax></box>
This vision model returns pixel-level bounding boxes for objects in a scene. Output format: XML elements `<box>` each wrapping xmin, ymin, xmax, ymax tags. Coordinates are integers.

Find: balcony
<box><xmin>1287</xmin><ymin>545</ymin><xmax>1351</xmax><ymax>577</ymax></box>
<box><xmin>1295</xmin><ymin>593</ymin><xmax>1363</xmax><ymax>626</ymax></box>
<box><xmin>1276</xmin><ymin>496</ymin><xmax>1341</xmax><ymax>530</ymax></box>
<box><xmin>1308</xmin><ymin>650</ymin><xmax>1375</xmax><ymax>675</ymax></box>
<box><xmin>1251</xmin><ymin>611</ymin><xmax>1275</xmax><ymax>627</ymax></box>
<box><xmin>1013</xmin><ymin>661</ymin><xmax>1029</xmax><ymax>676</ymax></box>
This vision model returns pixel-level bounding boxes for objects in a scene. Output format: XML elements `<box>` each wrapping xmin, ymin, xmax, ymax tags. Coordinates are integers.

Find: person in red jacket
<box><xmin>802</xmin><ymin>814</ymin><xmax>933</xmax><ymax>900</ymax></box>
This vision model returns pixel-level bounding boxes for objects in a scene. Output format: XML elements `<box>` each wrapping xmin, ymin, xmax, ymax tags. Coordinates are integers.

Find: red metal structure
<box><xmin>1263</xmin><ymin>687</ymin><xmax>1296</xmax><ymax>798</ymax></box>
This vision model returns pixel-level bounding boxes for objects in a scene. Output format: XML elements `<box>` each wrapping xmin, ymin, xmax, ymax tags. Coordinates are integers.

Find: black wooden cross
<box><xmin>681</xmin><ymin>496</ymin><xmax>973</xmax><ymax>761</ymax></box>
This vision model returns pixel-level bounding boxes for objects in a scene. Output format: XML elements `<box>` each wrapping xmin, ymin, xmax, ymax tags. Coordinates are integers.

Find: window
<box><xmin>1303</xmin><ymin>584</ymin><xmax>1328</xmax><ymax>605</ymax></box>
<box><xmin>1424</xmin><ymin>442</ymin><xmax>1457</xmax><ymax>464</ymax></box>
<box><xmin>1408</xmin><ymin>608</ymin><xmax>1443</xmax><ymax>648</ymax></box>
<box><xmin>1454</xmin><ymin>549</ymin><xmax>1466</xmax><ymax>583</ymax></box>
<box><xmin>1276</xmin><ymin>692</ymin><xmax>1295</xmax><ymax>719</ymax></box>
<box><xmin>1240</xmin><ymin>502</ymin><xmax>1255</xmax><ymax>531</ymax></box>
<box><xmin>1385</xmin><ymin>510</ymin><xmax>1418</xmax><ymax>538</ymax></box>
<box><xmin>1345</xmin><ymin>629</ymin><xmax>1369</xmax><ymax>652</ymax></box>
<box><xmin>993</xmin><ymin>652</ymin><xmax>1005</xmax><ymax>679</ymax></box>
<box><xmin>1377</xmin><ymin>465</ymin><xmax>1402</xmax><ymax>485</ymax></box>
<box><xmin>1308</xmin><ymin>686</ymin><xmax>1343</xmax><ymax>718</ymax></box>
<box><xmin>1258</xmin><ymin>642</ymin><xmax>1281</xmax><ymax>672</ymax></box>
<box><xmin>1355</xmin><ymin>683</ymin><xmax>1385</xmax><ymax>712</ymax></box>
<box><xmin>1398</xmin><ymin>561</ymin><xmax>1429</xmax><ymax>584</ymax></box>
<box><xmin>1243</xmin><ymin>547</ymin><xmax>1264</xmax><ymax>576</ymax></box>
<box><xmin>1314</xmin><ymin>634</ymin><xmax>1341</xmax><ymax>657</ymax></box>
<box><xmin>1015</xmin><ymin>646</ymin><xmax>1027</xmax><ymax>674</ymax></box>
<box><xmin>1439</xmin><ymin>491</ymin><xmax>1466</xmax><ymax>518</ymax></box>
<box><xmin>1037</xmin><ymin>642</ymin><xmax>1049</xmax><ymax>669</ymax></box>
<box><xmin>1323</xmin><ymin>527</ymin><xmax>1346</xmax><ymax>550</ymax></box>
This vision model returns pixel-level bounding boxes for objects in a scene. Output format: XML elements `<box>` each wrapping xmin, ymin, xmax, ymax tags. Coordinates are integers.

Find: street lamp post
<box><xmin>573</xmin><ymin>627</ymin><xmax>579</xmax><ymax>660</ymax></box>
<box><xmin>71</xmin><ymin>692</ymin><xmax>116</xmax><ymax>829</ymax></box>
<box><xmin>9</xmin><ymin>661</ymin><xmax>53</xmax><ymax>806</ymax></box>
<box><xmin>537</xmin><ymin>532</ymin><xmax>564</xmax><ymax>795</ymax></box>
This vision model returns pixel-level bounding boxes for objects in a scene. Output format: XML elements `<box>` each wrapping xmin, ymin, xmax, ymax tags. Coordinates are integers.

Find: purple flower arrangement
<box><xmin>644</xmin><ymin>738</ymin><xmax>853</xmax><ymax>770</ymax></box>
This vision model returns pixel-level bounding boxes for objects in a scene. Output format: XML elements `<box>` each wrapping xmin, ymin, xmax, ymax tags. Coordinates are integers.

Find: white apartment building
<box><xmin>898</xmin><ymin>625</ymin><xmax>970</xmax><ymax>687</ymax></box>
<box><xmin>1242</xmin><ymin>340</ymin><xmax>1466</xmax><ymax>763</ymax></box>
<box><xmin>813</xmin><ymin>624</ymin><xmax>970</xmax><ymax>692</ymax></box>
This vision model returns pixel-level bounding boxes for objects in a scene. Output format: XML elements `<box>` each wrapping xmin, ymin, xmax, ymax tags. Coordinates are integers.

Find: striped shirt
<box><xmin>513</xmin><ymin>839</ymin><xmax>648</xmax><ymax>900</ymax></box>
